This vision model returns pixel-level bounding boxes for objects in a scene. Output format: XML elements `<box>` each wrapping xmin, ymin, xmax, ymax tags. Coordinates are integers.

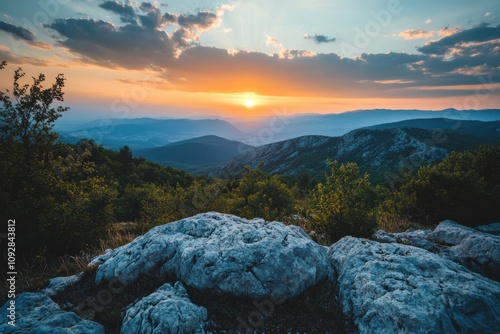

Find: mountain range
<box><xmin>57</xmin><ymin>109</ymin><xmax>500</xmax><ymax>150</ymax></box>
<box><xmin>212</xmin><ymin>118</ymin><xmax>500</xmax><ymax>183</ymax></box>
<box><xmin>135</xmin><ymin>135</ymin><xmax>253</xmax><ymax>174</ymax></box>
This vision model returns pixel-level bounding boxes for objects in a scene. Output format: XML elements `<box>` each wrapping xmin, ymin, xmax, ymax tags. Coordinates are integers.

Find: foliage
<box><xmin>0</xmin><ymin>63</ymin><xmax>114</xmax><ymax>255</ymax></box>
<box><xmin>391</xmin><ymin>146</ymin><xmax>500</xmax><ymax>226</ymax></box>
<box><xmin>228</xmin><ymin>165</ymin><xmax>294</xmax><ymax>220</ymax></box>
<box><xmin>311</xmin><ymin>161</ymin><xmax>379</xmax><ymax>242</ymax></box>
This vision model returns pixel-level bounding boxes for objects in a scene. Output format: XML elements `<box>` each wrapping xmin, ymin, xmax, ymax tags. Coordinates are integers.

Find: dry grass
<box><xmin>1</xmin><ymin>222</ymin><xmax>141</xmax><ymax>303</ymax></box>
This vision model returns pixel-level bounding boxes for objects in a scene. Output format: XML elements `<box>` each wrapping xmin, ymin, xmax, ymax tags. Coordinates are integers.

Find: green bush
<box><xmin>312</xmin><ymin>161</ymin><xmax>379</xmax><ymax>242</ymax></box>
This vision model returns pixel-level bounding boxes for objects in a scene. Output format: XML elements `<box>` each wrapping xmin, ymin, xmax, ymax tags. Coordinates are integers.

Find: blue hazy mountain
<box><xmin>59</xmin><ymin>118</ymin><xmax>246</xmax><ymax>150</ymax></box>
<box><xmin>135</xmin><ymin>135</ymin><xmax>254</xmax><ymax>174</ymax></box>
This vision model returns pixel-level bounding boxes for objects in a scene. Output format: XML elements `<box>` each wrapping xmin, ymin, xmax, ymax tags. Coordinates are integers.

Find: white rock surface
<box><xmin>430</xmin><ymin>220</ymin><xmax>500</xmax><ymax>280</ymax></box>
<box><xmin>95</xmin><ymin>212</ymin><xmax>330</xmax><ymax>300</ymax></box>
<box><xmin>0</xmin><ymin>292</ymin><xmax>104</xmax><ymax>334</ymax></box>
<box><xmin>476</xmin><ymin>222</ymin><xmax>500</xmax><ymax>235</ymax></box>
<box><xmin>329</xmin><ymin>237</ymin><xmax>500</xmax><ymax>334</ymax></box>
<box><xmin>372</xmin><ymin>229</ymin><xmax>436</xmax><ymax>251</ymax></box>
<box><xmin>42</xmin><ymin>273</ymin><xmax>83</xmax><ymax>297</ymax></box>
<box><xmin>121</xmin><ymin>282</ymin><xmax>207</xmax><ymax>334</ymax></box>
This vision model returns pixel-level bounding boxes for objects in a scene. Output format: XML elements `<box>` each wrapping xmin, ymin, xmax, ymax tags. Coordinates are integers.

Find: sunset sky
<box><xmin>0</xmin><ymin>0</ymin><xmax>499</xmax><ymax>120</ymax></box>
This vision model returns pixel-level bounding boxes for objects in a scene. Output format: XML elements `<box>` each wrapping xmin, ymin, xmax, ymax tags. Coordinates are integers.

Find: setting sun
<box><xmin>245</xmin><ymin>99</ymin><xmax>255</xmax><ymax>108</ymax></box>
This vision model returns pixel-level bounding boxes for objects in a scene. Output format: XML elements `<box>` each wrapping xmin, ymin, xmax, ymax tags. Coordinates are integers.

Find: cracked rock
<box><xmin>95</xmin><ymin>212</ymin><xmax>331</xmax><ymax>300</ymax></box>
<box><xmin>121</xmin><ymin>282</ymin><xmax>207</xmax><ymax>334</ymax></box>
<box><xmin>0</xmin><ymin>292</ymin><xmax>104</xmax><ymax>334</ymax></box>
<box><xmin>329</xmin><ymin>237</ymin><xmax>500</xmax><ymax>334</ymax></box>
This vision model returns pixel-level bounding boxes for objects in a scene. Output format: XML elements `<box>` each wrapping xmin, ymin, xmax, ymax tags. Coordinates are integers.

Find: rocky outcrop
<box><xmin>329</xmin><ymin>237</ymin><xmax>500</xmax><ymax>334</ymax></box>
<box><xmin>95</xmin><ymin>212</ymin><xmax>330</xmax><ymax>300</ymax></box>
<box><xmin>373</xmin><ymin>220</ymin><xmax>500</xmax><ymax>281</ymax></box>
<box><xmin>14</xmin><ymin>214</ymin><xmax>499</xmax><ymax>333</ymax></box>
<box><xmin>0</xmin><ymin>292</ymin><xmax>104</xmax><ymax>333</ymax></box>
<box><xmin>121</xmin><ymin>282</ymin><xmax>207</xmax><ymax>334</ymax></box>
<box><xmin>372</xmin><ymin>228</ymin><xmax>436</xmax><ymax>251</ymax></box>
<box><xmin>430</xmin><ymin>220</ymin><xmax>500</xmax><ymax>280</ymax></box>
<box><xmin>476</xmin><ymin>222</ymin><xmax>500</xmax><ymax>235</ymax></box>
<box><xmin>42</xmin><ymin>273</ymin><xmax>83</xmax><ymax>297</ymax></box>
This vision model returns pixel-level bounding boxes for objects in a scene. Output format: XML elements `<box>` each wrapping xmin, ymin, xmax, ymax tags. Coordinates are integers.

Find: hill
<box><xmin>213</xmin><ymin>119</ymin><xmax>500</xmax><ymax>184</ymax></box>
<box><xmin>60</xmin><ymin>118</ymin><xmax>246</xmax><ymax>150</ymax></box>
<box><xmin>136</xmin><ymin>135</ymin><xmax>254</xmax><ymax>174</ymax></box>
<box><xmin>240</xmin><ymin>109</ymin><xmax>500</xmax><ymax>143</ymax></box>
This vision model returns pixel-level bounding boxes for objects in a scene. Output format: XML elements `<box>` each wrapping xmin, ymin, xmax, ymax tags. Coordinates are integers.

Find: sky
<box><xmin>0</xmin><ymin>0</ymin><xmax>499</xmax><ymax>120</ymax></box>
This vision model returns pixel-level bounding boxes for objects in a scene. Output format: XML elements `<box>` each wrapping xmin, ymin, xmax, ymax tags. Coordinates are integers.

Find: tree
<box><xmin>393</xmin><ymin>146</ymin><xmax>500</xmax><ymax>226</ymax></box>
<box><xmin>0</xmin><ymin>62</ymin><xmax>69</xmax><ymax>173</ymax></box>
<box><xmin>230</xmin><ymin>165</ymin><xmax>294</xmax><ymax>220</ymax></box>
<box><xmin>312</xmin><ymin>161</ymin><xmax>378</xmax><ymax>242</ymax></box>
<box><xmin>0</xmin><ymin>62</ymin><xmax>116</xmax><ymax>255</ymax></box>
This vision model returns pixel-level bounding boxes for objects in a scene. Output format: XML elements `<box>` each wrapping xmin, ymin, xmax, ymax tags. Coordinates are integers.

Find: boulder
<box><xmin>95</xmin><ymin>212</ymin><xmax>330</xmax><ymax>300</ymax></box>
<box><xmin>329</xmin><ymin>237</ymin><xmax>500</xmax><ymax>334</ymax></box>
<box><xmin>373</xmin><ymin>228</ymin><xmax>436</xmax><ymax>251</ymax></box>
<box><xmin>429</xmin><ymin>220</ymin><xmax>500</xmax><ymax>280</ymax></box>
<box><xmin>476</xmin><ymin>222</ymin><xmax>500</xmax><ymax>236</ymax></box>
<box><xmin>121</xmin><ymin>282</ymin><xmax>207</xmax><ymax>334</ymax></box>
<box><xmin>42</xmin><ymin>273</ymin><xmax>83</xmax><ymax>297</ymax></box>
<box><xmin>0</xmin><ymin>292</ymin><xmax>104</xmax><ymax>334</ymax></box>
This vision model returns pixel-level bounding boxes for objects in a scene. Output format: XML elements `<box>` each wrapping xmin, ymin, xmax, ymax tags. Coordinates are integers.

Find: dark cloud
<box><xmin>418</xmin><ymin>24</ymin><xmax>500</xmax><ymax>55</ymax></box>
<box><xmin>47</xmin><ymin>18</ymin><xmax>180</xmax><ymax>69</ymax></box>
<box><xmin>46</xmin><ymin>14</ymin><xmax>500</xmax><ymax>99</ymax></box>
<box><xmin>178</xmin><ymin>12</ymin><xmax>218</xmax><ymax>30</ymax></box>
<box><xmin>0</xmin><ymin>21</ymin><xmax>35</xmax><ymax>41</ymax></box>
<box><xmin>304</xmin><ymin>34</ymin><xmax>336</xmax><ymax>44</ymax></box>
<box><xmin>138</xmin><ymin>2</ymin><xmax>176</xmax><ymax>28</ymax></box>
<box><xmin>99</xmin><ymin>1</ymin><xmax>136</xmax><ymax>17</ymax></box>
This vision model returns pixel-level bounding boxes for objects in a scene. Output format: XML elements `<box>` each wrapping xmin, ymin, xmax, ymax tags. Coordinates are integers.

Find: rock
<box><xmin>121</xmin><ymin>282</ymin><xmax>207</xmax><ymax>334</ymax></box>
<box><xmin>373</xmin><ymin>228</ymin><xmax>436</xmax><ymax>252</ymax></box>
<box><xmin>430</xmin><ymin>220</ymin><xmax>500</xmax><ymax>280</ymax></box>
<box><xmin>42</xmin><ymin>273</ymin><xmax>83</xmax><ymax>297</ymax></box>
<box><xmin>0</xmin><ymin>292</ymin><xmax>104</xmax><ymax>334</ymax></box>
<box><xmin>329</xmin><ymin>237</ymin><xmax>500</xmax><ymax>334</ymax></box>
<box><xmin>95</xmin><ymin>212</ymin><xmax>330</xmax><ymax>300</ymax></box>
<box><xmin>476</xmin><ymin>222</ymin><xmax>500</xmax><ymax>236</ymax></box>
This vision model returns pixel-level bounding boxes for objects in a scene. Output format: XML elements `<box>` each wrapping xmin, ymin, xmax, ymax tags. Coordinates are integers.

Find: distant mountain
<box><xmin>239</xmin><ymin>109</ymin><xmax>500</xmax><ymax>144</ymax></box>
<box><xmin>365</xmin><ymin>118</ymin><xmax>500</xmax><ymax>139</ymax></box>
<box><xmin>136</xmin><ymin>135</ymin><xmax>254</xmax><ymax>174</ymax></box>
<box><xmin>59</xmin><ymin>118</ymin><xmax>246</xmax><ymax>150</ymax></box>
<box><xmin>213</xmin><ymin>119</ymin><xmax>500</xmax><ymax>184</ymax></box>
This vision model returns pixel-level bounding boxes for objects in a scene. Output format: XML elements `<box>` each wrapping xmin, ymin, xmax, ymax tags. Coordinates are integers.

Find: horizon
<box><xmin>1</xmin><ymin>1</ymin><xmax>499</xmax><ymax>120</ymax></box>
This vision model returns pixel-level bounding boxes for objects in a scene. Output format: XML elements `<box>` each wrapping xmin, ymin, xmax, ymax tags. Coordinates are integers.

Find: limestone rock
<box><xmin>476</xmin><ymin>222</ymin><xmax>500</xmax><ymax>236</ymax></box>
<box><xmin>0</xmin><ymin>292</ymin><xmax>104</xmax><ymax>334</ymax></box>
<box><xmin>42</xmin><ymin>273</ymin><xmax>83</xmax><ymax>297</ymax></box>
<box><xmin>95</xmin><ymin>212</ymin><xmax>330</xmax><ymax>300</ymax></box>
<box><xmin>430</xmin><ymin>220</ymin><xmax>500</xmax><ymax>280</ymax></box>
<box><xmin>121</xmin><ymin>282</ymin><xmax>207</xmax><ymax>334</ymax></box>
<box><xmin>329</xmin><ymin>237</ymin><xmax>500</xmax><ymax>334</ymax></box>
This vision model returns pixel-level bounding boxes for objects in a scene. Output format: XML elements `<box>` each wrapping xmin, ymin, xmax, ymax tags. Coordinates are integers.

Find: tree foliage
<box><xmin>312</xmin><ymin>161</ymin><xmax>379</xmax><ymax>242</ymax></box>
<box><xmin>392</xmin><ymin>146</ymin><xmax>500</xmax><ymax>226</ymax></box>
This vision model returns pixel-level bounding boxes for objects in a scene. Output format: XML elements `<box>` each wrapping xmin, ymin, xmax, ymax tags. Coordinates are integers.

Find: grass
<box><xmin>0</xmin><ymin>222</ymin><xmax>141</xmax><ymax>305</ymax></box>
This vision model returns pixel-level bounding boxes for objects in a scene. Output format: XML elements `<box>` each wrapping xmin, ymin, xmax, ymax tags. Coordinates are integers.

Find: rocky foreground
<box><xmin>2</xmin><ymin>213</ymin><xmax>499</xmax><ymax>333</ymax></box>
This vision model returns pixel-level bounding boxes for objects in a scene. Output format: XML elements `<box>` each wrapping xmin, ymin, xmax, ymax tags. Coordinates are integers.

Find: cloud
<box><xmin>0</xmin><ymin>21</ymin><xmax>35</xmax><ymax>41</ymax></box>
<box><xmin>397</xmin><ymin>29</ymin><xmax>434</xmax><ymax>40</ymax></box>
<box><xmin>47</xmin><ymin>18</ymin><xmax>181</xmax><ymax>69</ymax></box>
<box><xmin>304</xmin><ymin>34</ymin><xmax>336</xmax><ymax>44</ymax></box>
<box><xmin>425</xmin><ymin>18</ymin><xmax>432</xmax><ymax>24</ymax></box>
<box><xmin>485</xmin><ymin>12</ymin><xmax>491</xmax><ymax>17</ymax></box>
<box><xmin>45</xmin><ymin>13</ymin><xmax>500</xmax><ymax>100</ymax></box>
<box><xmin>177</xmin><ymin>12</ymin><xmax>219</xmax><ymax>31</ymax></box>
<box><xmin>265</xmin><ymin>35</ymin><xmax>282</xmax><ymax>48</ymax></box>
<box><xmin>418</xmin><ymin>24</ymin><xmax>500</xmax><ymax>55</ymax></box>
<box><xmin>99</xmin><ymin>1</ymin><xmax>136</xmax><ymax>18</ymax></box>
<box><xmin>138</xmin><ymin>2</ymin><xmax>176</xmax><ymax>29</ymax></box>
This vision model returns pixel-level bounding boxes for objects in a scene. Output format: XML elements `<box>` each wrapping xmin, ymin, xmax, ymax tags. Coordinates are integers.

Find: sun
<box><xmin>245</xmin><ymin>99</ymin><xmax>255</xmax><ymax>108</ymax></box>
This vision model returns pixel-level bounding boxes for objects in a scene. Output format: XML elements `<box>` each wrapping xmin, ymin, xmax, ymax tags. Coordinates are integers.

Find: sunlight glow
<box><xmin>245</xmin><ymin>99</ymin><xmax>255</xmax><ymax>108</ymax></box>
